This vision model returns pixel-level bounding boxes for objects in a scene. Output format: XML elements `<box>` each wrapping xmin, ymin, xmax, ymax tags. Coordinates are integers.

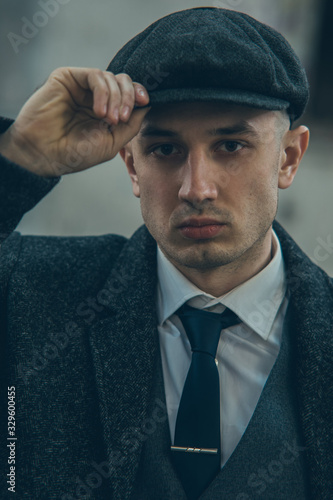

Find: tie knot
<box><xmin>177</xmin><ymin>304</ymin><xmax>240</xmax><ymax>357</ymax></box>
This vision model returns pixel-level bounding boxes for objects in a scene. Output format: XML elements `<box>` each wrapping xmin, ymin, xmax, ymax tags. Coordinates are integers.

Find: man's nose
<box><xmin>178</xmin><ymin>150</ymin><xmax>218</xmax><ymax>205</ymax></box>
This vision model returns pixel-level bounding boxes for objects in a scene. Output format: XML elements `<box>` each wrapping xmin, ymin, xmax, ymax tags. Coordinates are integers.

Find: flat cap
<box><xmin>107</xmin><ymin>7</ymin><xmax>309</xmax><ymax>121</ymax></box>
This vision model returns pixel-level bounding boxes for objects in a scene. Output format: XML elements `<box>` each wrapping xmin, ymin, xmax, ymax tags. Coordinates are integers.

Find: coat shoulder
<box><xmin>1</xmin><ymin>231</ymin><xmax>129</xmax><ymax>293</ymax></box>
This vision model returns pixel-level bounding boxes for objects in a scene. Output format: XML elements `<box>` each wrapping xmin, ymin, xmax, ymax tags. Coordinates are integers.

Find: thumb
<box><xmin>111</xmin><ymin>106</ymin><xmax>151</xmax><ymax>153</ymax></box>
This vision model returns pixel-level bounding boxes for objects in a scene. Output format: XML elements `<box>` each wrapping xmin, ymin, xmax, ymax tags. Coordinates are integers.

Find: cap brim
<box><xmin>147</xmin><ymin>88</ymin><xmax>290</xmax><ymax>112</ymax></box>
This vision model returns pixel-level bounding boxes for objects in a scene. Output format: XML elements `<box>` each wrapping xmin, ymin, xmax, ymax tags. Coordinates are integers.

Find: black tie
<box><xmin>171</xmin><ymin>304</ymin><xmax>240</xmax><ymax>499</ymax></box>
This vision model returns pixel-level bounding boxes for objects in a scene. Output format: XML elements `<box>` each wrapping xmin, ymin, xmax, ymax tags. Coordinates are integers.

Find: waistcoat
<box><xmin>130</xmin><ymin>305</ymin><xmax>311</xmax><ymax>499</ymax></box>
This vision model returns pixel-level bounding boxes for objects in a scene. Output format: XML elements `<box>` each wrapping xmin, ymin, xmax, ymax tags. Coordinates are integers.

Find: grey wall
<box><xmin>1</xmin><ymin>0</ymin><xmax>332</xmax><ymax>275</ymax></box>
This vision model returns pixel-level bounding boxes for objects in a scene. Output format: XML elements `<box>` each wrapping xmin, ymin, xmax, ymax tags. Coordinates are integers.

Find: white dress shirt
<box><xmin>156</xmin><ymin>230</ymin><xmax>288</xmax><ymax>467</ymax></box>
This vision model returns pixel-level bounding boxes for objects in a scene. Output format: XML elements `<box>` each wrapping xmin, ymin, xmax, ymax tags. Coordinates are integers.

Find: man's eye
<box><xmin>217</xmin><ymin>141</ymin><xmax>243</xmax><ymax>153</ymax></box>
<box><xmin>151</xmin><ymin>144</ymin><xmax>180</xmax><ymax>157</ymax></box>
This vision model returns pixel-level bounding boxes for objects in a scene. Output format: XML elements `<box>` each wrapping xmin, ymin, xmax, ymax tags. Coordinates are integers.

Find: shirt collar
<box><xmin>157</xmin><ymin>230</ymin><xmax>286</xmax><ymax>341</ymax></box>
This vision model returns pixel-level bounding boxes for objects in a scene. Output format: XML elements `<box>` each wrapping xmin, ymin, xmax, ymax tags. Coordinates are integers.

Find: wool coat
<box><xmin>0</xmin><ymin>118</ymin><xmax>332</xmax><ymax>499</ymax></box>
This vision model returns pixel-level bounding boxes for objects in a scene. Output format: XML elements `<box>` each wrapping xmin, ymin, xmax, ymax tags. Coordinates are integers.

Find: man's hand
<box><xmin>0</xmin><ymin>67</ymin><xmax>150</xmax><ymax>177</ymax></box>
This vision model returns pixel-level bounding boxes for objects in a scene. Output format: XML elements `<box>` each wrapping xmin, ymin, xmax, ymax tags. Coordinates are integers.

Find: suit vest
<box><xmin>130</xmin><ymin>306</ymin><xmax>311</xmax><ymax>499</ymax></box>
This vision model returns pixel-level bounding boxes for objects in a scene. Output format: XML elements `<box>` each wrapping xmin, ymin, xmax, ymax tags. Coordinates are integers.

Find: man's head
<box><xmin>113</xmin><ymin>8</ymin><xmax>310</xmax><ymax>292</ymax></box>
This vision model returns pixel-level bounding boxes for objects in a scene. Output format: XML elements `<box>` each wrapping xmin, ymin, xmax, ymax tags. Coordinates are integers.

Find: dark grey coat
<box><xmin>0</xmin><ymin>118</ymin><xmax>332</xmax><ymax>499</ymax></box>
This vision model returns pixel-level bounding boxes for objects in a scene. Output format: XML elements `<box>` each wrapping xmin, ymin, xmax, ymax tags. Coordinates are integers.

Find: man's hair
<box><xmin>276</xmin><ymin>110</ymin><xmax>292</xmax><ymax>143</ymax></box>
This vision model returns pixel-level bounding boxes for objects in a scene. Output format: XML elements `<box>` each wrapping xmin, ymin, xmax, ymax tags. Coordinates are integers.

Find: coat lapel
<box><xmin>274</xmin><ymin>221</ymin><xmax>333</xmax><ymax>498</ymax></box>
<box><xmin>87</xmin><ymin>226</ymin><xmax>160</xmax><ymax>500</ymax></box>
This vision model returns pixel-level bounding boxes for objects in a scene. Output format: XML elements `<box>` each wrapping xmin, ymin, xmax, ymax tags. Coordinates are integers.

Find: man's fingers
<box><xmin>84</xmin><ymin>69</ymin><xmax>111</xmax><ymax>118</ymax></box>
<box><xmin>102</xmin><ymin>72</ymin><xmax>122</xmax><ymax>124</ymax></box>
<box><xmin>65</xmin><ymin>68</ymin><xmax>119</xmax><ymax>122</ymax></box>
<box><xmin>51</xmin><ymin>68</ymin><xmax>149</xmax><ymax>126</ymax></box>
<box><xmin>115</xmin><ymin>73</ymin><xmax>136</xmax><ymax>122</ymax></box>
<box><xmin>113</xmin><ymin>74</ymin><xmax>150</xmax><ymax>122</ymax></box>
<box><xmin>86</xmin><ymin>70</ymin><xmax>149</xmax><ymax>125</ymax></box>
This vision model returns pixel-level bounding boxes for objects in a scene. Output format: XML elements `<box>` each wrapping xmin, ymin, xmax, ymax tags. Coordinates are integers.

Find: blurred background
<box><xmin>1</xmin><ymin>0</ymin><xmax>332</xmax><ymax>275</ymax></box>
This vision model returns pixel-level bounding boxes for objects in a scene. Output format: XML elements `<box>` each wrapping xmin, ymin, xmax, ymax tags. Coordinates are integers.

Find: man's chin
<box><xmin>164</xmin><ymin>245</ymin><xmax>238</xmax><ymax>271</ymax></box>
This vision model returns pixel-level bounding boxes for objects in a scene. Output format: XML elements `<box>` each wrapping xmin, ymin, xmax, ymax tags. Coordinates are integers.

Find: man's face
<box><xmin>122</xmin><ymin>102</ymin><xmax>290</xmax><ymax>274</ymax></box>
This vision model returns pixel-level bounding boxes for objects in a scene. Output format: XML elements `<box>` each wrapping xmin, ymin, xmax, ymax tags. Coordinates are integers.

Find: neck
<box><xmin>172</xmin><ymin>231</ymin><xmax>274</xmax><ymax>297</ymax></box>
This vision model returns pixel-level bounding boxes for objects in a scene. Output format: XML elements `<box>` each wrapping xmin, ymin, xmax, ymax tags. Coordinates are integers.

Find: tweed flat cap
<box><xmin>107</xmin><ymin>7</ymin><xmax>309</xmax><ymax>120</ymax></box>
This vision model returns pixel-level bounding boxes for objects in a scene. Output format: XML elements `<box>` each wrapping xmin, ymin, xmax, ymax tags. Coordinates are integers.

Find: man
<box><xmin>0</xmin><ymin>7</ymin><xmax>332</xmax><ymax>500</ymax></box>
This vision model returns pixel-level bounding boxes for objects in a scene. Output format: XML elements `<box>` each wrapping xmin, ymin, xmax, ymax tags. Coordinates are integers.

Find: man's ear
<box><xmin>278</xmin><ymin>125</ymin><xmax>310</xmax><ymax>189</ymax></box>
<box><xmin>119</xmin><ymin>145</ymin><xmax>140</xmax><ymax>198</ymax></box>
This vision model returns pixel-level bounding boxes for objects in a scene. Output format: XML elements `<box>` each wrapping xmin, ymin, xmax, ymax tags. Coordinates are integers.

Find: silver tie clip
<box><xmin>170</xmin><ymin>446</ymin><xmax>218</xmax><ymax>454</ymax></box>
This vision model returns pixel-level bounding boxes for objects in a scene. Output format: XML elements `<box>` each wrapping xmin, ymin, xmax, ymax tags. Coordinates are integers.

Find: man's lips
<box><xmin>178</xmin><ymin>218</ymin><xmax>226</xmax><ymax>228</ymax></box>
<box><xmin>177</xmin><ymin>218</ymin><xmax>227</xmax><ymax>240</ymax></box>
